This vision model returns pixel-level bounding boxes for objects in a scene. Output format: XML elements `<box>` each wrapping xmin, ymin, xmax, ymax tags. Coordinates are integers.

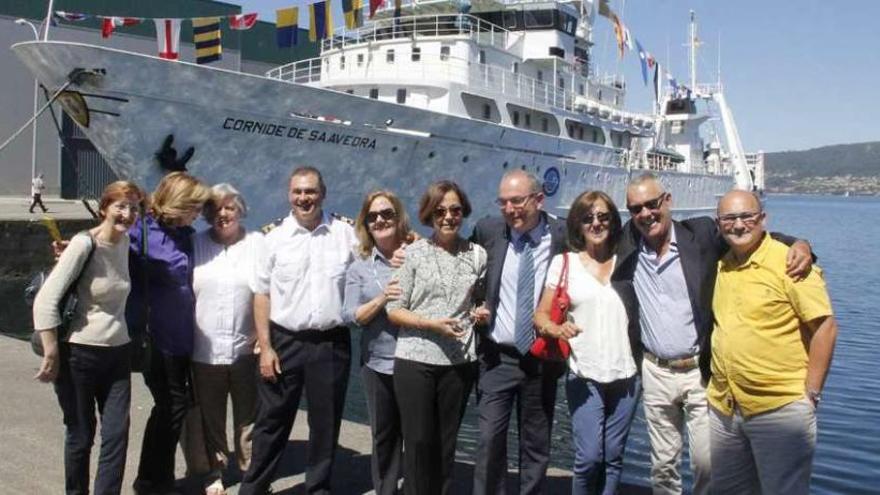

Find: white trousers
<box><xmin>641</xmin><ymin>357</ymin><xmax>711</xmax><ymax>495</ymax></box>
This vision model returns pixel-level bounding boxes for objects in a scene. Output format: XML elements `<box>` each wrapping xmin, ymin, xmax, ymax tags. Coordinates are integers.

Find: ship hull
<box><xmin>12</xmin><ymin>41</ymin><xmax>732</xmax><ymax>226</ymax></box>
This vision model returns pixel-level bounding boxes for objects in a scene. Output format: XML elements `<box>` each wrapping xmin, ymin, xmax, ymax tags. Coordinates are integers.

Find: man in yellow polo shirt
<box><xmin>708</xmin><ymin>190</ymin><xmax>837</xmax><ymax>494</ymax></box>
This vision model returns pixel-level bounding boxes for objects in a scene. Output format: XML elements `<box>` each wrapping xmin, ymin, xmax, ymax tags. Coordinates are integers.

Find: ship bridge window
<box><xmin>412</xmin><ymin>47</ymin><xmax>421</xmax><ymax>62</ymax></box>
<box><xmin>524</xmin><ymin>10</ymin><xmax>554</xmax><ymax>28</ymax></box>
<box><xmin>502</xmin><ymin>11</ymin><xmax>519</xmax><ymax>29</ymax></box>
<box><xmin>507</xmin><ymin>104</ymin><xmax>559</xmax><ymax>136</ymax></box>
<box><xmin>610</xmin><ymin>130</ymin><xmax>632</xmax><ymax>148</ymax></box>
<box><xmin>461</xmin><ymin>93</ymin><xmax>501</xmax><ymax>123</ymax></box>
<box><xmin>565</xmin><ymin>119</ymin><xmax>605</xmax><ymax>145</ymax></box>
<box><xmin>369</xmin><ymin>88</ymin><xmax>379</xmax><ymax>99</ymax></box>
<box><xmin>665</xmin><ymin>98</ymin><xmax>697</xmax><ymax>114</ymax></box>
<box><xmin>440</xmin><ymin>45</ymin><xmax>451</xmax><ymax>61</ymax></box>
<box><xmin>397</xmin><ymin>88</ymin><xmax>407</xmax><ymax>104</ymax></box>
<box><xmin>387</xmin><ymin>49</ymin><xmax>395</xmax><ymax>63</ymax></box>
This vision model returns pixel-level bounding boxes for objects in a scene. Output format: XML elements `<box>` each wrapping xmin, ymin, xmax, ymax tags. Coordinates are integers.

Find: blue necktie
<box><xmin>514</xmin><ymin>236</ymin><xmax>536</xmax><ymax>355</ymax></box>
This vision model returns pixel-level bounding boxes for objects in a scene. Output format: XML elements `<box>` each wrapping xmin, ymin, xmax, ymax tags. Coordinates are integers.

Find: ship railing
<box><xmin>322</xmin><ymin>13</ymin><xmax>519</xmax><ymax>52</ymax></box>
<box><xmin>266</xmin><ymin>54</ymin><xmax>653</xmax><ymax>128</ymax></box>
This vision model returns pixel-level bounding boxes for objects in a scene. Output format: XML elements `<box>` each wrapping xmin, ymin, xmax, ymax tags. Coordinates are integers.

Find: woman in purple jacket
<box><xmin>128</xmin><ymin>172</ymin><xmax>211</xmax><ymax>495</ymax></box>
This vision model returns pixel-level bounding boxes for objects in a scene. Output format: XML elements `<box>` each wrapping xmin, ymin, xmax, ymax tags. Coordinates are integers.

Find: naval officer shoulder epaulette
<box><xmin>260</xmin><ymin>218</ymin><xmax>284</xmax><ymax>235</ymax></box>
<box><xmin>330</xmin><ymin>212</ymin><xmax>355</xmax><ymax>226</ymax></box>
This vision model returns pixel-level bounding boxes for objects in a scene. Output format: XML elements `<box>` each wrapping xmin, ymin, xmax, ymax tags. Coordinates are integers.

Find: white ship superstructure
<box><xmin>10</xmin><ymin>0</ymin><xmax>757</xmax><ymax>225</ymax></box>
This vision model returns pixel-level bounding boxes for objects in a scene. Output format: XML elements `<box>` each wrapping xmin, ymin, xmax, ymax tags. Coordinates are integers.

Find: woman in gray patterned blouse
<box><xmin>343</xmin><ymin>190</ymin><xmax>413</xmax><ymax>495</ymax></box>
<box><xmin>387</xmin><ymin>180</ymin><xmax>488</xmax><ymax>495</ymax></box>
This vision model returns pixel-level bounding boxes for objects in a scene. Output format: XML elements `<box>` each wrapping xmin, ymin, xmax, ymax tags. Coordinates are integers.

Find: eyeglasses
<box><xmin>434</xmin><ymin>205</ymin><xmax>463</xmax><ymax>218</ymax></box>
<box><xmin>582</xmin><ymin>212</ymin><xmax>611</xmax><ymax>225</ymax></box>
<box><xmin>495</xmin><ymin>193</ymin><xmax>536</xmax><ymax>208</ymax></box>
<box><xmin>627</xmin><ymin>193</ymin><xmax>667</xmax><ymax>215</ymax></box>
<box><xmin>718</xmin><ymin>211</ymin><xmax>762</xmax><ymax>227</ymax></box>
<box><xmin>365</xmin><ymin>208</ymin><xmax>397</xmax><ymax>224</ymax></box>
<box><xmin>111</xmin><ymin>202</ymin><xmax>140</xmax><ymax>213</ymax></box>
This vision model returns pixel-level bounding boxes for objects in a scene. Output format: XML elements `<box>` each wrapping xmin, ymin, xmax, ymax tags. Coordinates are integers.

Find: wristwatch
<box><xmin>806</xmin><ymin>388</ymin><xmax>822</xmax><ymax>407</ymax></box>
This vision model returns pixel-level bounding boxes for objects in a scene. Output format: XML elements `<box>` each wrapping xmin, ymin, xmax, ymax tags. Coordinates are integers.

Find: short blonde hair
<box><xmin>203</xmin><ymin>183</ymin><xmax>248</xmax><ymax>223</ymax></box>
<box><xmin>149</xmin><ymin>172</ymin><xmax>211</xmax><ymax>225</ymax></box>
<box><xmin>355</xmin><ymin>190</ymin><xmax>411</xmax><ymax>257</ymax></box>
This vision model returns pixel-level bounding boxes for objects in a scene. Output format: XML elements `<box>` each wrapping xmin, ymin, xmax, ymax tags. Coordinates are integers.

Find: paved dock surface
<box><xmin>0</xmin><ymin>335</ymin><xmax>589</xmax><ymax>494</ymax></box>
<box><xmin>0</xmin><ymin>196</ymin><xmax>97</xmax><ymax>221</ymax></box>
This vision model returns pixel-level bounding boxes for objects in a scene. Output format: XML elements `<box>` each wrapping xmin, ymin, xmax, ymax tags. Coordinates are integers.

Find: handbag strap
<box><xmin>556</xmin><ymin>252</ymin><xmax>569</xmax><ymax>292</ymax></box>
<box><xmin>140</xmin><ymin>215</ymin><xmax>151</xmax><ymax>338</ymax></box>
<box><xmin>65</xmin><ymin>231</ymin><xmax>97</xmax><ymax>300</ymax></box>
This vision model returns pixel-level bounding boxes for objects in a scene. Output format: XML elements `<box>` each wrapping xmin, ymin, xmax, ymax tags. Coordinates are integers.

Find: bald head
<box><xmin>497</xmin><ymin>170</ymin><xmax>544</xmax><ymax>233</ymax></box>
<box><xmin>716</xmin><ymin>190</ymin><xmax>766</xmax><ymax>258</ymax></box>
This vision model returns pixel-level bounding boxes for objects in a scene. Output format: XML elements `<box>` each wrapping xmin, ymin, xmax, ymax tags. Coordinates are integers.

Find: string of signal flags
<box><xmin>52</xmin><ymin>0</ymin><xmax>393</xmax><ymax>65</ymax></box>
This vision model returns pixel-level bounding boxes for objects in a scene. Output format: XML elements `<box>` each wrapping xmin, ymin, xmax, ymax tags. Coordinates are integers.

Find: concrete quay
<box><xmin>0</xmin><ymin>335</ymin><xmax>588</xmax><ymax>494</ymax></box>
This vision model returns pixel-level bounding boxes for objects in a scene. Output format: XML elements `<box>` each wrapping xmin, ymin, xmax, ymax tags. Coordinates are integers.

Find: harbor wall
<box><xmin>0</xmin><ymin>218</ymin><xmax>95</xmax><ymax>335</ymax></box>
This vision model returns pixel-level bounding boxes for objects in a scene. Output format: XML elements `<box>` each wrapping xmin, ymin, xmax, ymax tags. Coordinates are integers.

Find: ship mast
<box><xmin>687</xmin><ymin>9</ymin><xmax>699</xmax><ymax>90</ymax></box>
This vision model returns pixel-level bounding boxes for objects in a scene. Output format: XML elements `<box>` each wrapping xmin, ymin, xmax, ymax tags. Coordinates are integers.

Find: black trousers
<box><xmin>30</xmin><ymin>193</ymin><xmax>47</xmax><ymax>212</ymax></box>
<box><xmin>240</xmin><ymin>324</ymin><xmax>351</xmax><ymax>495</ymax></box>
<box><xmin>135</xmin><ymin>350</ymin><xmax>191</xmax><ymax>492</ymax></box>
<box><xmin>55</xmin><ymin>343</ymin><xmax>131</xmax><ymax>495</ymax></box>
<box><xmin>362</xmin><ymin>366</ymin><xmax>403</xmax><ymax>495</ymax></box>
<box><xmin>393</xmin><ymin>358</ymin><xmax>477</xmax><ymax>495</ymax></box>
<box><xmin>472</xmin><ymin>339</ymin><xmax>565</xmax><ymax>495</ymax></box>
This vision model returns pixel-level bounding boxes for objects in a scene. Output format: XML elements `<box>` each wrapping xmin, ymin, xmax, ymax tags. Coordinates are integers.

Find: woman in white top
<box><xmin>182</xmin><ymin>183</ymin><xmax>263</xmax><ymax>495</ymax></box>
<box><xmin>534</xmin><ymin>190</ymin><xmax>640</xmax><ymax>495</ymax></box>
<box><xmin>33</xmin><ymin>180</ymin><xmax>145</xmax><ymax>495</ymax></box>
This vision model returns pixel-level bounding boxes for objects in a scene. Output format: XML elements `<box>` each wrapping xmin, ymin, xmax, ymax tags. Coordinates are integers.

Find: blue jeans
<box><xmin>566</xmin><ymin>373</ymin><xmax>641</xmax><ymax>495</ymax></box>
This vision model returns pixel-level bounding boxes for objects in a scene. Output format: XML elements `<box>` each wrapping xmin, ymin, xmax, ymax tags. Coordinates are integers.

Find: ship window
<box><xmin>542</xmin><ymin>118</ymin><xmax>549</xmax><ymax>132</ymax></box>
<box><xmin>369</xmin><ymin>88</ymin><xmax>379</xmax><ymax>99</ymax></box>
<box><xmin>340</xmin><ymin>56</ymin><xmax>345</xmax><ymax>69</ymax></box>
<box><xmin>412</xmin><ymin>47</ymin><xmax>421</xmax><ymax>62</ymax></box>
<box><xmin>615</xmin><ymin>94</ymin><xmax>620</xmax><ymax>105</ymax></box>
<box><xmin>479</xmin><ymin>50</ymin><xmax>486</xmax><ymax>64</ymax></box>
<box><xmin>397</xmin><ymin>88</ymin><xmax>407</xmax><ymax>103</ymax></box>
<box><xmin>512</xmin><ymin>111</ymin><xmax>520</xmax><ymax>126</ymax></box>
<box><xmin>346</xmin><ymin>89</ymin><xmax>354</xmax><ymax>94</ymax></box>
<box><xmin>502</xmin><ymin>11</ymin><xmax>519</xmax><ymax>29</ymax></box>
<box><xmin>512</xmin><ymin>62</ymin><xmax>519</xmax><ymax>74</ymax></box>
<box><xmin>357</xmin><ymin>53</ymin><xmax>364</xmax><ymax>66</ymax></box>
<box><xmin>536</xmin><ymin>70</ymin><xmax>543</xmax><ymax>82</ymax></box>
<box><xmin>387</xmin><ymin>49</ymin><xmax>395</xmax><ymax>63</ymax></box>
<box><xmin>597</xmin><ymin>89</ymin><xmax>603</xmax><ymax>100</ymax></box>
<box><xmin>579</xmin><ymin>83</ymin><xmax>585</xmax><ymax>95</ymax></box>
<box><xmin>483</xmin><ymin>103</ymin><xmax>491</xmax><ymax>119</ymax></box>
<box><xmin>524</xmin><ymin>10</ymin><xmax>554</xmax><ymax>28</ymax></box>
<box><xmin>440</xmin><ymin>45</ymin><xmax>451</xmax><ymax>61</ymax></box>
<box><xmin>525</xmin><ymin>114</ymin><xmax>532</xmax><ymax>127</ymax></box>
<box><xmin>558</xmin><ymin>77</ymin><xmax>564</xmax><ymax>89</ymax></box>
<box><xmin>578</xmin><ymin>127</ymin><xmax>584</xmax><ymax>140</ymax></box>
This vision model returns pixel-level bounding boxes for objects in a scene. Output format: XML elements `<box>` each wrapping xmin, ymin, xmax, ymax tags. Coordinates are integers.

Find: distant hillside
<box><xmin>764</xmin><ymin>141</ymin><xmax>880</xmax><ymax>194</ymax></box>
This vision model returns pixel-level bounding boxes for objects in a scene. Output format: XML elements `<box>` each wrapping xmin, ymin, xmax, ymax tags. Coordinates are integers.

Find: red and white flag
<box><xmin>154</xmin><ymin>19</ymin><xmax>182</xmax><ymax>60</ymax></box>
<box><xmin>228</xmin><ymin>13</ymin><xmax>258</xmax><ymax>30</ymax></box>
<box><xmin>101</xmin><ymin>16</ymin><xmax>141</xmax><ymax>39</ymax></box>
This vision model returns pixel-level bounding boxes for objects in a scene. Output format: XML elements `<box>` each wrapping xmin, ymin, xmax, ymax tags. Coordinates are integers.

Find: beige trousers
<box><xmin>181</xmin><ymin>355</ymin><xmax>257</xmax><ymax>485</ymax></box>
<box><xmin>641</xmin><ymin>357</ymin><xmax>711</xmax><ymax>495</ymax></box>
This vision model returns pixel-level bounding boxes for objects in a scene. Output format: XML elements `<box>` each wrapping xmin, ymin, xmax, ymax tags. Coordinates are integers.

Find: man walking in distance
<box><xmin>613</xmin><ymin>173</ymin><xmax>814</xmax><ymax>495</ymax></box>
<box><xmin>30</xmin><ymin>172</ymin><xmax>47</xmax><ymax>213</ymax></box>
<box><xmin>240</xmin><ymin>166</ymin><xmax>357</xmax><ymax>495</ymax></box>
<box><xmin>470</xmin><ymin>170</ymin><xmax>568</xmax><ymax>494</ymax></box>
<box><xmin>709</xmin><ymin>191</ymin><xmax>836</xmax><ymax>494</ymax></box>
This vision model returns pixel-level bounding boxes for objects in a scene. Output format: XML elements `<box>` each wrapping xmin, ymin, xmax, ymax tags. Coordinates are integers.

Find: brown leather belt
<box><xmin>644</xmin><ymin>350</ymin><xmax>699</xmax><ymax>371</ymax></box>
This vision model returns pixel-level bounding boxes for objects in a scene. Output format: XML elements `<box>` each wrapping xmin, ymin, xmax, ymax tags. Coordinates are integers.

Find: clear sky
<box><xmin>238</xmin><ymin>0</ymin><xmax>879</xmax><ymax>152</ymax></box>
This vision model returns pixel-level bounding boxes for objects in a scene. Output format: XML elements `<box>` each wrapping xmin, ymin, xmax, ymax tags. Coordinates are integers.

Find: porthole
<box><xmin>428</xmin><ymin>151</ymin><xmax>435</xmax><ymax>158</ymax></box>
<box><xmin>502</xmin><ymin>161</ymin><xmax>509</xmax><ymax>169</ymax></box>
<box><xmin>391</xmin><ymin>146</ymin><xmax>398</xmax><ymax>152</ymax></box>
<box><xmin>462</xmin><ymin>156</ymin><xmax>469</xmax><ymax>163</ymax></box>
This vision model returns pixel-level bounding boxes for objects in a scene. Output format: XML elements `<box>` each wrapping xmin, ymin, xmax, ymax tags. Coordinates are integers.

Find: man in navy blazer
<box><xmin>470</xmin><ymin>170</ymin><xmax>567</xmax><ymax>495</ymax></box>
<box><xmin>613</xmin><ymin>173</ymin><xmax>813</xmax><ymax>495</ymax></box>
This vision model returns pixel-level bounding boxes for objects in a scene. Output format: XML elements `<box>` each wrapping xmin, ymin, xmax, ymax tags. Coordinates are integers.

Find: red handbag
<box><xmin>529</xmin><ymin>252</ymin><xmax>572</xmax><ymax>361</ymax></box>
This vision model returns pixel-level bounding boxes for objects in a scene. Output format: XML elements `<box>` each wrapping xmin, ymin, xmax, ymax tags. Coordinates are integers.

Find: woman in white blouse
<box><xmin>183</xmin><ymin>183</ymin><xmax>264</xmax><ymax>495</ymax></box>
<box><xmin>534</xmin><ymin>190</ymin><xmax>640</xmax><ymax>495</ymax></box>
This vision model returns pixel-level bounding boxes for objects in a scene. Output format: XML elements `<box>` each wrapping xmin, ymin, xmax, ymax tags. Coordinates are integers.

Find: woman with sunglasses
<box><xmin>342</xmin><ymin>190</ymin><xmax>413</xmax><ymax>495</ymax></box>
<box><xmin>387</xmin><ymin>180</ymin><xmax>487</xmax><ymax>495</ymax></box>
<box><xmin>533</xmin><ymin>191</ymin><xmax>641</xmax><ymax>495</ymax></box>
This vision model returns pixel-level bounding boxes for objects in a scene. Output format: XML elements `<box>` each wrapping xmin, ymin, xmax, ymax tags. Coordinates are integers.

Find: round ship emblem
<box><xmin>543</xmin><ymin>167</ymin><xmax>561</xmax><ymax>196</ymax></box>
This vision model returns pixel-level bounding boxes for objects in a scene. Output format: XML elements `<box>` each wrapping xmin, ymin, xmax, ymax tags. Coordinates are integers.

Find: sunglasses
<box><xmin>434</xmin><ymin>205</ymin><xmax>464</xmax><ymax>218</ymax></box>
<box><xmin>365</xmin><ymin>208</ymin><xmax>397</xmax><ymax>224</ymax></box>
<box><xmin>582</xmin><ymin>212</ymin><xmax>611</xmax><ymax>224</ymax></box>
<box><xmin>627</xmin><ymin>193</ymin><xmax>667</xmax><ymax>215</ymax></box>
<box><xmin>718</xmin><ymin>211</ymin><xmax>762</xmax><ymax>227</ymax></box>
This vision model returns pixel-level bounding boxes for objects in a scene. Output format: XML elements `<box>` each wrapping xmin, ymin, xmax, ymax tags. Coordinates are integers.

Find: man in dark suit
<box><xmin>470</xmin><ymin>170</ymin><xmax>568</xmax><ymax>495</ymax></box>
<box><xmin>613</xmin><ymin>173</ymin><xmax>813</xmax><ymax>495</ymax></box>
